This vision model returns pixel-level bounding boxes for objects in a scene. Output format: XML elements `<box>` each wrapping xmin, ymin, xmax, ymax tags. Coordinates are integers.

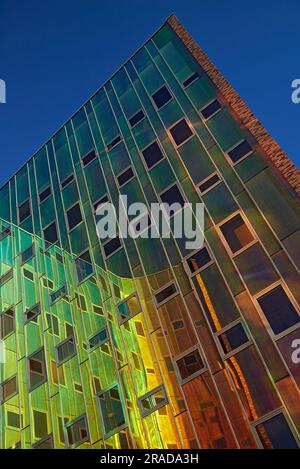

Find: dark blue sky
<box><xmin>0</xmin><ymin>0</ymin><xmax>299</xmax><ymax>187</ymax></box>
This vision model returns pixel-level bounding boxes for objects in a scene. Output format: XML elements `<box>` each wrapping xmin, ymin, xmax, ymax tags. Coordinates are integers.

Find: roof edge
<box><xmin>167</xmin><ymin>14</ymin><xmax>300</xmax><ymax>198</ymax></box>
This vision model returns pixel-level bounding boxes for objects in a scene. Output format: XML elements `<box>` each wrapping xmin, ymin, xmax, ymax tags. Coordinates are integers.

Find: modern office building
<box><xmin>0</xmin><ymin>15</ymin><xmax>300</xmax><ymax>449</ymax></box>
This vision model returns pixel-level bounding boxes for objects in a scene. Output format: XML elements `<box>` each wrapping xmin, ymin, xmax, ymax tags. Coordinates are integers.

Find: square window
<box><xmin>66</xmin><ymin>415</ymin><xmax>89</xmax><ymax>448</ymax></box>
<box><xmin>257</xmin><ymin>285</ymin><xmax>299</xmax><ymax>335</ymax></box>
<box><xmin>142</xmin><ymin>141</ymin><xmax>164</xmax><ymax>169</ymax></box>
<box><xmin>183</xmin><ymin>72</ymin><xmax>199</xmax><ymax>88</ymax></box>
<box><xmin>43</xmin><ymin>222</ymin><xmax>58</xmax><ymax>245</ymax></box>
<box><xmin>152</xmin><ymin>85</ymin><xmax>172</xmax><ymax>109</ymax></box>
<box><xmin>228</xmin><ymin>140</ymin><xmax>252</xmax><ymax>164</ymax></box>
<box><xmin>0</xmin><ymin>376</ymin><xmax>17</xmax><ymax>403</ymax></box>
<box><xmin>117</xmin><ymin>293</ymin><xmax>141</xmax><ymax>324</ymax></box>
<box><xmin>94</xmin><ymin>195</ymin><xmax>109</xmax><ymax>212</ymax></box>
<box><xmin>33</xmin><ymin>410</ymin><xmax>48</xmax><ymax>439</ymax></box>
<box><xmin>50</xmin><ymin>285</ymin><xmax>67</xmax><ymax>305</ymax></box>
<box><xmin>139</xmin><ymin>385</ymin><xmax>168</xmax><ymax>417</ymax></box>
<box><xmin>39</xmin><ymin>186</ymin><xmax>51</xmax><ymax>203</ymax></box>
<box><xmin>169</xmin><ymin>119</ymin><xmax>193</xmax><ymax>146</ymax></box>
<box><xmin>28</xmin><ymin>349</ymin><xmax>47</xmax><ymax>390</ymax></box>
<box><xmin>160</xmin><ymin>184</ymin><xmax>185</xmax><ymax>213</ymax></box>
<box><xmin>18</xmin><ymin>199</ymin><xmax>31</xmax><ymax>223</ymax></box>
<box><xmin>154</xmin><ymin>282</ymin><xmax>178</xmax><ymax>306</ymax></box>
<box><xmin>256</xmin><ymin>413</ymin><xmax>298</xmax><ymax>449</ymax></box>
<box><xmin>117</xmin><ymin>167</ymin><xmax>134</xmax><ymax>187</ymax></box>
<box><xmin>82</xmin><ymin>149</ymin><xmax>96</xmax><ymax>166</ymax></box>
<box><xmin>129</xmin><ymin>109</ymin><xmax>145</xmax><ymax>127</ymax></box>
<box><xmin>7</xmin><ymin>411</ymin><xmax>21</xmax><ymax>429</ymax></box>
<box><xmin>186</xmin><ymin>247</ymin><xmax>212</xmax><ymax>274</ymax></box>
<box><xmin>103</xmin><ymin>236</ymin><xmax>122</xmax><ymax>258</ymax></box>
<box><xmin>201</xmin><ymin>99</ymin><xmax>222</xmax><ymax>119</ymax></box>
<box><xmin>0</xmin><ymin>307</ymin><xmax>14</xmax><ymax>339</ymax></box>
<box><xmin>66</xmin><ymin>203</ymin><xmax>82</xmax><ymax>230</ymax></box>
<box><xmin>219</xmin><ymin>214</ymin><xmax>254</xmax><ymax>254</ymax></box>
<box><xmin>56</xmin><ymin>336</ymin><xmax>76</xmax><ymax>365</ymax></box>
<box><xmin>218</xmin><ymin>323</ymin><xmax>249</xmax><ymax>355</ymax></box>
<box><xmin>176</xmin><ymin>349</ymin><xmax>205</xmax><ymax>382</ymax></box>
<box><xmin>97</xmin><ymin>386</ymin><xmax>125</xmax><ymax>437</ymax></box>
<box><xmin>74</xmin><ymin>250</ymin><xmax>93</xmax><ymax>283</ymax></box>
<box><xmin>198</xmin><ymin>173</ymin><xmax>220</xmax><ymax>193</ymax></box>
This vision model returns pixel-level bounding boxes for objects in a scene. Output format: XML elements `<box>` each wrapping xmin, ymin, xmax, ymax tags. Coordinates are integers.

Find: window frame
<box><xmin>138</xmin><ymin>384</ymin><xmax>168</xmax><ymax>418</ymax></box>
<box><xmin>0</xmin><ymin>375</ymin><xmax>18</xmax><ymax>404</ymax></box>
<box><xmin>199</xmin><ymin>98</ymin><xmax>223</xmax><ymax>120</ymax></box>
<box><xmin>0</xmin><ymin>305</ymin><xmax>15</xmax><ymax>340</ymax></box>
<box><xmin>43</xmin><ymin>221</ymin><xmax>58</xmax><ymax>246</ymax></box>
<box><xmin>168</xmin><ymin>117</ymin><xmax>194</xmax><ymax>148</ymax></box>
<box><xmin>197</xmin><ymin>171</ymin><xmax>221</xmax><ymax>195</ymax></box>
<box><xmin>24</xmin><ymin>303</ymin><xmax>41</xmax><ymax>324</ymax></box>
<box><xmin>18</xmin><ymin>198</ymin><xmax>31</xmax><ymax>224</ymax></box>
<box><xmin>159</xmin><ymin>182</ymin><xmax>187</xmax><ymax>219</ymax></box>
<box><xmin>27</xmin><ymin>347</ymin><xmax>47</xmax><ymax>392</ymax></box>
<box><xmin>116</xmin><ymin>166</ymin><xmax>135</xmax><ymax>188</ymax></box>
<box><xmin>20</xmin><ymin>244</ymin><xmax>35</xmax><ymax>265</ymax></box>
<box><xmin>60</xmin><ymin>174</ymin><xmax>74</xmax><ymax>190</ymax></box>
<box><xmin>216</xmin><ymin>211</ymin><xmax>257</xmax><ymax>258</ymax></box>
<box><xmin>55</xmin><ymin>335</ymin><xmax>77</xmax><ymax>366</ymax></box>
<box><xmin>81</xmin><ymin>148</ymin><xmax>97</xmax><ymax>168</ymax></box>
<box><xmin>151</xmin><ymin>84</ymin><xmax>173</xmax><ymax>110</ymax></box>
<box><xmin>106</xmin><ymin>135</ymin><xmax>122</xmax><ymax>152</ymax></box>
<box><xmin>128</xmin><ymin>109</ymin><xmax>145</xmax><ymax>128</ymax></box>
<box><xmin>116</xmin><ymin>292</ymin><xmax>142</xmax><ymax>325</ymax></box>
<box><xmin>182</xmin><ymin>71</ymin><xmax>200</xmax><ymax>88</ymax></box>
<box><xmin>226</xmin><ymin>139</ymin><xmax>254</xmax><ymax>166</ymax></box>
<box><xmin>65</xmin><ymin>413</ymin><xmax>89</xmax><ymax>449</ymax></box>
<box><xmin>174</xmin><ymin>346</ymin><xmax>207</xmax><ymax>385</ymax></box>
<box><xmin>32</xmin><ymin>433</ymin><xmax>54</xmax><ymax>449</ymax></box>
<box><xmin>65</xmin><ymin>201</ymin><xmax>83</xmax><ymax>232</ymax></box>
<box><xmin>153</xmin><ymin>280</ymin><xmax>179</xmax><ymax>308</ymax></box>
<box><xmin>74</xmin><ymin>249</ymin><xmax>94</xmax><ymax>285</ymax></box>
<box><xmin>102</xmin><ymin>235</ymin><xmax>123</xmax><ymax>260</ymax></box>
<box><xmin>215</xmin><ymin>319</ymin><xmax>252</xmax><ymax>359</ymax></box>
<box><xmin>88</xmin><ymin>326</ymin><xmax>109</xmax><ymax>351</ymax></box>
<box><xmin>252</xmin><ymin>408</ymin><xmax>299</xmax><ymax>449</ymax></box>
<box><xmin>140</xmin><ymin>140</ymin><xmax>165</xmax><ymax>171</ymax></box>
<box><xmin>184</xmin><ymin>244</ymin><xmax>214</xmax><ymax>277</ymax></box>
<box><xmin>38</xmin><ymin>185</ymin><xmax>52</xmax><ymax>204</ymax></box>
<box><xmin>254</xmin><ymin>281</ymin><xmax>300</xmax><ymax>340</ymax></box>
<box><xmin>96</xmin><ymin>383</ymin><xmax>127</xmax><ymax>440</ymax></box>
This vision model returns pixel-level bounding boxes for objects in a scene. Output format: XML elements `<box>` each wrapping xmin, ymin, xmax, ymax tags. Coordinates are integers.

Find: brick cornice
<box><xmin>167</xmin><ymin>15</ymin><xmax>300</xmax><ymax>198</ymax></box>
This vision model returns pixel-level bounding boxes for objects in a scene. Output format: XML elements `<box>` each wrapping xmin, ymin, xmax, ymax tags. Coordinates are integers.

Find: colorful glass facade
<box><xmin>0</xmin><ymin>15</ymin><xmax>300</xmax><ymax>449</ymax></box>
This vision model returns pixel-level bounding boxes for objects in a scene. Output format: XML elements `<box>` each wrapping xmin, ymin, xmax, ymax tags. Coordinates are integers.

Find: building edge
<box><xmin>167</xmin><ymin>14</ymin><xmax>300</xmax><ymax>198</ymax></box>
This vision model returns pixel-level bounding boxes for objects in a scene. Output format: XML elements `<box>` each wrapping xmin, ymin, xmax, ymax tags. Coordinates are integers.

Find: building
<box><xmin>0</xmin><ymin>15</ymin><xmax>299</xmax><ymax>449</ymax></box>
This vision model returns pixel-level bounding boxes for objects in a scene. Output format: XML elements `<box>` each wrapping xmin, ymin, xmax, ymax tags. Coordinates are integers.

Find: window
<box><xmin>257</xmin><ymin>285</ymin><xmax>299</xmax><ymax>335</ymax></box>
<box><xmin>183</xmin><ymin>71</ymin><xmax>199</xmax><ymax>88</ymax></box>
<box><xmin>21</xmin><ymin>244</ymin><xmax>34</xmax><ymax>264</ymax></box>
<box><xmin>61</xmin><ymin>174</ymin><xmax>74</xmax><ymax>188</ymax></box>
<box><xmin>66</xmin><ymin>203</ymin><xmax>82</xmax><ymax>230</ymax></box>
<box><xmin>33</xmin><ymin>410</ymin><xmax>48</xmax><ymax>439</ymax></box>
<box><xmin>7</xmin><ymin>411</ymin><xmax>21</xmax><ymax>429</ymax></box>
<box><xmin>227</xmin><ymin>140</ymin><xmax>252</xmax><ymax>164</ymax></box>
<box><xmin>25</xmin><ymin>303</ymin><xmax>40</xmax><ymax>323</ymax></box>
<box><xmin>0</xmin><ymin>307</ymin><xmax>14</xmax><ymax>339</ymax></box>
<box><xmin>23</xmin><ymin>268</ymin><xmax>34</xmax><ymax>281</ymax></box>
<box><xmin>0</xmin><ymin>227</ymin><xmax>11</xmax><ymax>241</ymax></box>
<box><xmin>43</xmin><ymin>222</ymin><xmax>58</xmax><ymax>245</ymax></box>
<box><xmin>218</xmin><ymin>322</ymin><xmax>250</xmax><ymax>356</ymax></box>
<box><xmin>28</xmin><ymin>349</ymin><xmax>47</xmax><ymax>390</ymax></box>
<box><xmin>160</xmin><ymin>184</ymin><xmax>185</xmax><ymax>214</ymax></box>
<box><xmin>117</xmin><ymin>167</ymin><xmax>134</xmax><ymax>187</ymax></box>
<box><xmin>97</xmin><ymin>386</ymin><xmax>125</xmax><ymax>437</ymax></box>
<box><xmin>0</xmin><ymin>376</ymin><xmax>17</xmax><ymax>403</ymax></box>
<box><xmin>74</xmin><ymin>250</ymin><xmax>93</xmax><ymax>283</ymax></box>
<box><xmin>0</xmin><ymin>268</ymin><xmax>13</xmax><ymax>286</ymax></box>
<box><xmin>94</xmin><ymin>194</ymin><xmax>109</xmax><ymax>212</ymax></box>
<box><xmin>117</xmin><ymin>293</ymin><xmax>141</xmax><ymax>324</ymax></box>
<box><xmin>56</xmin><ymin>336</ymin><xmax>76</xmax><ymax>365</ymax></box>
<box><xmin>154</xmin><ymin>282</ymin><xmax>178</xmax><ymax>306</ymax></box>
<box><xmin>152</xmin><ymin>85</ymin><xmax>172</xmax><ymax>109</ymax></box>
<box><xmin>198</xmin><ymin>173</ymin><xmax>220</xmax><ymax>194</ymax></box>
<box><xmin>39</xmin><ymin>186</ymin><xmax>51</xmax><ymax>203</ymax></box>
<box><xmin>50</xmin><ymin>285</ymin><xmax>67</xmax><ymax>305</ymax></box>
<box><xmin>138</xmin><ymin>385</ymin><xmax>168</xmax><ymax>417</ymax></box>
<box><xmin>129</xmin><ymin>109</ymin><xmax>145</xmax><ymax>127</ymax></box>
<box><xmin>89</xmin><ymin>328</ymin><xmax>108</xmax><ymax>350</ymax></box>
<box><xmin>200</xmin><ymin>99</ymin><xmax>222</xmax><ymax>119</ymax></box>
<box><xmin>219</xmin><ymin>213</ymin><xmax>254</xmax><ymax>254</ymax></box>
<box><xmin>186</xmin><ymin>247</ymin><xmax>212</xmax><ymax>274</ymax></box>
<box><xmin>107</xmin><ymin>135</ymin><xmax>122</xmax><ymax>151</ymax></box>
<box><xmin>103</xmin><ymin>236</ymin><xmax>122</xmax><ymax>258</ymax></box>
<box><xmin>18</xmin><ymin>199</ymin><xmax>31</xmax><ymax>223</ymax></box>
<box><xmin>142</xmin><ymin>141</ymin><xmax>164</xmax><ymax>169</ymax></box>
<box><xmin>176</xmin><ymin>349</ymin><xmax>206</xmax><ymax>383</ymax></box>
<box><xmin>32</xmin><ymin>435</ymin><xmax>53</xmax><ymax>449</ymax></box>
<box><xmin>255</xmin><ymin>413</ymin><xmax>298</xmax><ymax>449</ymax></box>
<box><xmin>66</xmin><ymin>415</ymin><xmax>89</xmax><ymax>448</ymax></box>
<box><xmin>82</xmin><ymin>149</ymin><xmax>97</xmax><ymax>166</ymax></box>
<box><xmin>169</xmin><ymin>119</ymin><xmax>193</xmax><ymax>146</ymax></box>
